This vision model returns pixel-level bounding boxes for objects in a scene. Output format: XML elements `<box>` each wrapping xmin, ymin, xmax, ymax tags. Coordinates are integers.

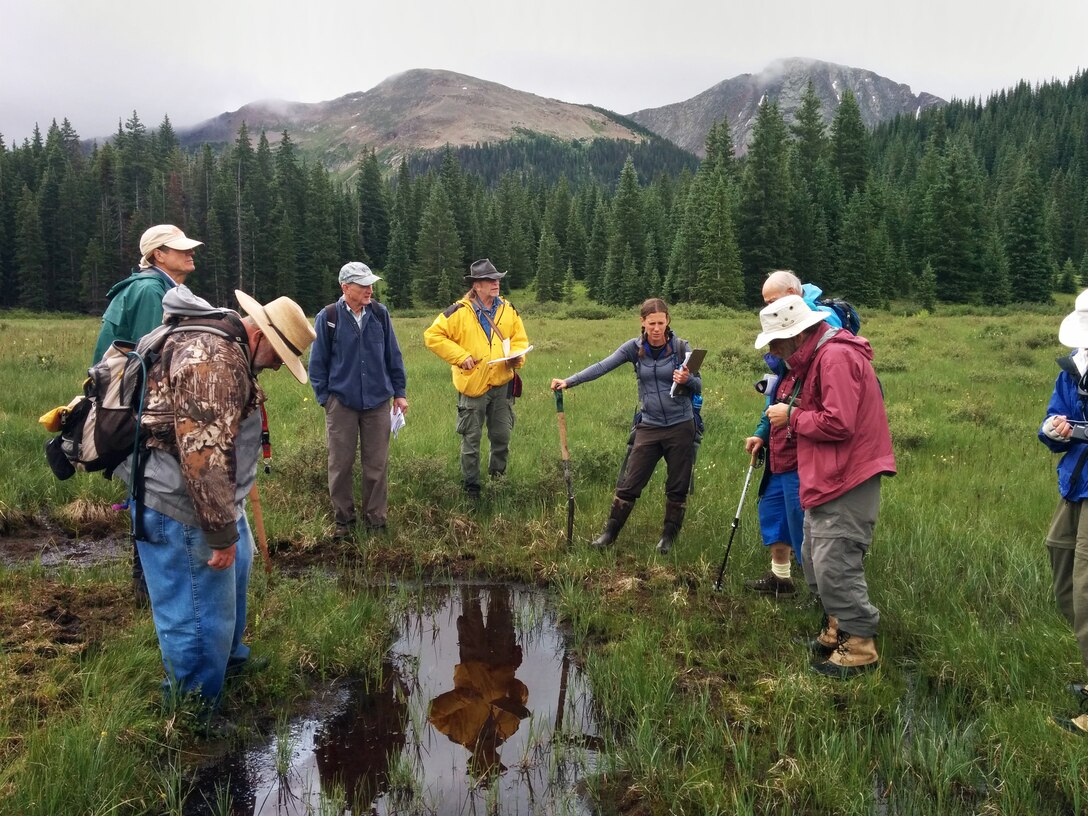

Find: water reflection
<box><xmin>188</xmin><ymin>584</ymin><xmax>599</xmax><ymax>815</ymax></box>
<box><xmin>427</xmin><ymin>588</ymin><xmax>529</xmax><ymax>777</ymax></box>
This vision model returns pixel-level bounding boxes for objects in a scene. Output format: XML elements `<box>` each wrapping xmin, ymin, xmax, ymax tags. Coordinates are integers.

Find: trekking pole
<box><xmin>713</xmin><ymin>449</ymin><xmax>763</xmax><ymax>591</ymax></box>
<box><xmin>555</xmin><ymin>389</ymin><xmax>575</xmax><ymax>546</ymax></box>
<box><xmin>248</xmin><ymin>484</ymin><xmax>272</xmax><ymax>575</ymax></box>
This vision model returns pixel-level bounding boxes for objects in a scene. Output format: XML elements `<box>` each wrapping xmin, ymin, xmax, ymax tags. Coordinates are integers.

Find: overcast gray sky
<box><xmin>2</xmin><ymin>0</ymin><xmax>1085</xmax><ymax>145</ymax></box>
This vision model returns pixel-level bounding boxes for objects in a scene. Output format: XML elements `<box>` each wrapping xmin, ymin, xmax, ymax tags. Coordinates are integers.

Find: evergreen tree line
<box><xmin>1</xmin><ymin>71</ymin><xmax>1087</xmax><ymax>316</ymax></box>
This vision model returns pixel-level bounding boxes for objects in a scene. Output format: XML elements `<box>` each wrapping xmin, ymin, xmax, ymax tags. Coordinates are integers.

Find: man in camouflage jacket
<box><xmin>117</xmin><ymin>285</ymin><xmax>315</xmax><ymax>705</ymax></box>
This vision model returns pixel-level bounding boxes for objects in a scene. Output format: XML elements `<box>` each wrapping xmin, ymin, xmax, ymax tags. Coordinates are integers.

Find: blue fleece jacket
<box><xmin>1040</xmin><ymin>360</ymin><xmax>1088</xmax><ymax>500</ymax></box>
<box><xmin>309</xmin><ymin>298</ymin><xmax>407</xmax><ymax>411</ymax></box>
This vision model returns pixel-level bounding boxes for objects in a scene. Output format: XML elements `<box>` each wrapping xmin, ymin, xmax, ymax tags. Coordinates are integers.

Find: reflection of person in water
<box><xmin>428</xmin><ymin>588</ymin><xmax>530</xmax><ymax>777</ymax></box>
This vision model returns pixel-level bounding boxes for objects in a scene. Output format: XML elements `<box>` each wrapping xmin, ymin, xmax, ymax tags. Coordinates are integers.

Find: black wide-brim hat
<box><xmin>464</xmin><ymin>258</ymin><xmax>507</xmax><ymax>284</ymax></box>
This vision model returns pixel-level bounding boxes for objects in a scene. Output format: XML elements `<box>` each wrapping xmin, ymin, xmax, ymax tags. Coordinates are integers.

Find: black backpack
<box><xmin>44</xmin><ymin>313</ymin><xmax>247</xmax><ymax>481</ymax></box>
<box><xmin>816</xmin><ymin>296</ymin><xmax>861</xmax><ymax>335</ymax></box>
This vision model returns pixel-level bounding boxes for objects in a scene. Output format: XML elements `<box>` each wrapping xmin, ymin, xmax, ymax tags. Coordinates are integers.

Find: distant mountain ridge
<box><xmin>178</xmin><ymin>69</ymin><xmax>647</xmax><ymax>173</ymax></box>
<box><xmin>175</xmin><ymin>59</ymin><xmax>946</xmax><ymax>172</ymax></box>
<box><xmin>627</xmin><ymin>57</ymin><xmax>945</xmax><ymax>156</ymax></box>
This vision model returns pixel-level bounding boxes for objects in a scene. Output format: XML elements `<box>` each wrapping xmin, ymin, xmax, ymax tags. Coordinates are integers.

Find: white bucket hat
<box><xmin>234</xmin><ymin>290</ymin><xmax>317</xmax><ymax>384</ymax></box>
<box><xmin>1059</xmin><ymin>290</ymin><xmax>1088</xmax><ymax>348</ymax></box>
<box><xmin>753</xmin><ymin>294</ymin><xmax>829</xmax><ymax>348</ymax></box>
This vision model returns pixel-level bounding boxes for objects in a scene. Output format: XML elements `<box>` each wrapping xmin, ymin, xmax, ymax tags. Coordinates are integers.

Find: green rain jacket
<box><xmin>91</xmin><ymin>268</ymin><xmax>176</xmax><ymax>364</ymax></box>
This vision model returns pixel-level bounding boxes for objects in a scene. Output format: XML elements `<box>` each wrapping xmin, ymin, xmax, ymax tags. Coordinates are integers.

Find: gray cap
<box><xmin>339</xmin><ymin>261</ymin><xmax>381</xmax><ymax>287</ymax></box>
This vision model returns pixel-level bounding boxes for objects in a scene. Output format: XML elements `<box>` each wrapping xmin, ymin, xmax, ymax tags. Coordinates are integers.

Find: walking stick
<box><xmin>248</xmin><ymin>483</ymin><xmax>272</xmax><ymax>575</ymax></box>
<box><xmin>555</xmin><ymin>390</ymin><xmax>575</xmax><ymax>546</ymax></box>
<box><xmin>713</xmin><ymin>450</ymin><xmax>763</xmax><ymax>591</ymax></box>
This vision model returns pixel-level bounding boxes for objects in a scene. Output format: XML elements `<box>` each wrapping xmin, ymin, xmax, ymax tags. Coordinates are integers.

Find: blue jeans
<box><xmin>135</xmin><ymin>506</ymin><xmax>253</xmax><ymax>701</ymax></box>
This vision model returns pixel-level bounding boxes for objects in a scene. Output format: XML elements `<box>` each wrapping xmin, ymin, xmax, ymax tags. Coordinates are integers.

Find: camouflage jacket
<box><xmin>138</xmin><ymin>328</ymin><xmax>263</xmax><ymax>548</ymax></box>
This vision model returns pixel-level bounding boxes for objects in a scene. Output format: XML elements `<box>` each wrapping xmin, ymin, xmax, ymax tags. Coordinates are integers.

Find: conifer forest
<box><xmin>1</xmin><ymin>73</ymin><xmax>1087</xmax><ymax>317</ymax></box>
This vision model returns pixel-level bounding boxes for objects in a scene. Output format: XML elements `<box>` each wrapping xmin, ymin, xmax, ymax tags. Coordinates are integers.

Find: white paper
<box><xmin>390</xmin><ymin>406</ymin><xmax>406</xmax><ymax>439</ymax></box>
<box><xmin>670</xmin><ymin>351</ymin><xmax>693</xmax><ymax>397</ymax></box>
<box><xmin>488</xmin><ymin>344</ymin><xmax>534</xmax><ymax>365</ymax></box>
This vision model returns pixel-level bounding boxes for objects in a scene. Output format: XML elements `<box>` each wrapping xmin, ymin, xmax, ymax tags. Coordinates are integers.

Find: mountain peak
<box><xmin>629</xmin><ymin>58</ymin><xmax>944</xmax><ymax>156</ymax></box>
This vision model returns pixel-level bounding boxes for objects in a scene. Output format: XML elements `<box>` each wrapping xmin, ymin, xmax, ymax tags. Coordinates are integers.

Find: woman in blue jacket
<box><xmin>1040</xmin><ymin>290</ymin><xmax>1088</xmax><ymax>735</ymax></box>
<box><xmin>551</xmin><ymin>298</ymin><xmax>700</xmax><ymax>554</ymax></box>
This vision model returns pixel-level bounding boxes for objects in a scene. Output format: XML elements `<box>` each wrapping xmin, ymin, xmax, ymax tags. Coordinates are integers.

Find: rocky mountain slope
<box><xmin>179</xmin><ymin>69</ymin><xmax>645</xmax><ymax>172</ymax></box>
<box><xmin>627</xmin><ymin>57</ymin><xmax>945</xmax><ymax>156</ymax></box>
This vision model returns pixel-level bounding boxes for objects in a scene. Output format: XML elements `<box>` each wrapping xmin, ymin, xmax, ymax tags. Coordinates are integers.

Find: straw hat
<box><xmin>753</xmin><ymin>294</ymin><xmax>829</xmax><ymax>348</ymax></box>
<box><xmin>1059</xmin><ymin>290</ymin><xmax>1088</xmax><ymax>348</ymax></box>
<box><xmin>234</xmin><ymin>290</ymin><xmax>316</xmax><ymax>383</ymax></box>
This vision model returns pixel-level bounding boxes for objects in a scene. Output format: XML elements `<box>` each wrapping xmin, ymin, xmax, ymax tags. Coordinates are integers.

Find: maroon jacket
<box><xmin>782</xmin><ymin>327</ymin><xmax>896</xmax><ymax>509</ymax></box>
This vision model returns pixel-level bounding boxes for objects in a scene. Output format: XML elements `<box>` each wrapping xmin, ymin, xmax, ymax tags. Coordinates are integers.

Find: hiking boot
<box><xmin>1053</xmin><ymin>713</ymin><xmax>1088</xmax><ymax>735</ymax></box>
<box><xmin>811</xmin><ymin>632</ymin><xmax>879</xmax><ymax>679</ymax></box>
<box><xmin>592</xmin><ymin>497</ymin><xmax>634</xmax><ymax>549</ymax></box>
<box><xmin>464</xmin><ymin>483</ymin><xmax>482</xmax><ymax>501</ymax></box>
<box><xmin>744</xmin><ymin>571</ymin><xmax>796</xmax><ymax>597</ymax></box>
<box><xmin>333</xmin><ymin>524</ymin><xmax>353</xmax><ymax>541</ymax></box>
<box><xmin>807</xmin><ymin>615</ymin><xmax>839</xmax><ymax>657</ymax></box>
<box><xmin>655</xmin><ymin>500</ymin><xmax>685</xmax><ymax>555</ymax></box>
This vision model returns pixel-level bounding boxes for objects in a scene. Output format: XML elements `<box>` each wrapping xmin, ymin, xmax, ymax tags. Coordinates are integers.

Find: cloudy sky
<box><xmin>2</xmin><ymin>0</ymin><xmax>1085</xmax><ymax>144</ymax></box>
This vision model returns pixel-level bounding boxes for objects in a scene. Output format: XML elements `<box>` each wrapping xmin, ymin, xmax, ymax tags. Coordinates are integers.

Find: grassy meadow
<box><xmin>1</xmin><ymin>294</ymin><xmax>1086</xmax><ymax>815</ymax></box>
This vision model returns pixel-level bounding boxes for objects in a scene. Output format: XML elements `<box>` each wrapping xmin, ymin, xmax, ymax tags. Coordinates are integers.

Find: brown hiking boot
<box><xmin>807</xmin><ymin>615</ymin><xmax>839</xmax><ymax>657</ymax></box>
<box><xmin>1053</xmin><ymin>713</ymin><xmax>1088</xmax><ymax>735</ymax></box>
<box><xmin>744</xmin><ymin>571</ymin><xmax>796</xmax><ymax>597</ymax></box>
<box><xmin>812</xmin><ymin>632</ymin><xmax>879</xmax><ymax>679</ymax></box>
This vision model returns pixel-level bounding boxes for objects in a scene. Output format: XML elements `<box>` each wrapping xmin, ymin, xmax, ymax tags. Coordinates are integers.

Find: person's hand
<box><xmin>459</xmin><ymin>356</ymin><xmax>476</xmax><ymax>370</ymax></box>
<box><xmin>550</xmin><ymin>378</ymin><xmax>567</xmax><ymax>391</ymax></box>
<box><xmin>394</xmin><ymin>396</ymin><xmax>408</xmax><ymax>415</ymax></box>
<box><xmin>673</xmin><ymin>366</ymin><xmax>691</xmax><ymax>384</ymax></box>
<box><xmin>1045</xmin><ymin>414</ymin><xmax>1073</xmax><ymax>440</ymax></box>
<box><xmin>208</xmin><ymin>543</ymin><xmax>237</xmax><ymax>570</ymax></box>
<box><xmin>765</xmin><ymin>403</ymin><xmax>789</xmax><ymax>429</ymax></box>
<box><xmin>745</xmin><ymin>436</ymin><xmax>764</xmax><ymax>455</ymax></box>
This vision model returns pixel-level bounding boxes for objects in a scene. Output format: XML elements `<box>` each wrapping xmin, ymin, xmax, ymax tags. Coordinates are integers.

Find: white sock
<box><xmin>771</xmin><ymin>560</ymin><xmax>791</xmax><ymax>580</ymax></box>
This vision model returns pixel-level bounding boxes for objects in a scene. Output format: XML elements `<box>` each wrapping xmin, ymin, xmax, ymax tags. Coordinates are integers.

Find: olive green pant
<box><xmin>456</xmin><ymin>385</ymin><xmax>515</xmax><ymax>490</ymax></box>
<box><xmin>1046</xmin><ymin>498</ymin><xmax>1088</xmax><ymax>674</ymax></box>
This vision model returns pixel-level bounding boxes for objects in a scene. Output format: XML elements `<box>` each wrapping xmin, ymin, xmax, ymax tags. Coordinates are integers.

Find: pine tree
<box><xmin>414</xmin><ymin>181</ymin><xmax>464</xmax><ymax>307</ymax></box>
<box><xmin>694</xmin><ymin>176</ymin><xmax>744</xmax><ymax>306</ymax></box>
<box><xmin>917</xmin><ymin>261</ymin><xmax>937</xmax><ymax>311</ymax></box>
<box><xmin>1005</xmin><ymin>157</ymin><xmax>1052</xmax><ymax>302</ymax></box>
<box><xmin>384</xmin><ymin>214</ymin><xmax>413</xmax><ymax>308</ymax></box>
<box><xmin>15</xmin><ymin>185</ymin><xmax>46</xmax><ymax>310</ymax></box>
<box><xmin>535</xmin><ymin>225</ymin><xmax>563</xmax><ymax>302</ymax></box>
<box><xmin>737</xmin><ymin>99</ymin><xmax>792</xmax><ymax>303</ymax></box>
<box><xmin>1058</xmin><ymin>258</ymin><xmax>1077</xmax><ymax>293</ymax></box>
<box><xmin>584</xmin><ymin>198</ymin><xmax>610</xmax><ymax>300</ymax></box>
<box><xmin>357</xmin><ymin>150</ymin><xmax>390</xmax><ymax>268</ymax></box>
<box><xmin>831</xmin><ymin>90</ymin><xmax>868</xmax><ymax>197</ymax></box>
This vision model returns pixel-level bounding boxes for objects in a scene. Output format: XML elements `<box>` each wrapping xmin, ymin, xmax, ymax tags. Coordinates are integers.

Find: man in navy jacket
<box><xmin>309</xmin><ymin>262</ymin><xmax>408</xmax><ymax>538</ymax></box>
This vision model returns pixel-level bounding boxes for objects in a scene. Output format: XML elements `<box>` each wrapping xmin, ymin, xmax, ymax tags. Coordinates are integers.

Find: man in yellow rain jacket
<box><xmin>424</xmin><ymin>259</ymin><xmax>530</xmax><ymax>499</ymax></box>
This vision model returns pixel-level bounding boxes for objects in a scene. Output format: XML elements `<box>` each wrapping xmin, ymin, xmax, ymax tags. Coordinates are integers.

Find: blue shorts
<box><xmin>757</xmin><ymin>470</ymin><xmax>804</xmax><ymax>562</ymax></box>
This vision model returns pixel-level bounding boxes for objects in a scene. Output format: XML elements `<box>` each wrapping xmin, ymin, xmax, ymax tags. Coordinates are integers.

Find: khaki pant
<box><xmin>1046</xmin><ymin>498</ymin><xmax>1088</xmax><ymax>672</ymax></box>
<box><xmin>326</xmin><ymin>396</ymin><xmax>391</xmax><ymax>527</ymax></box>
<box><xmin>802</xmin><ymin>475</ymin><xmax>882</xmax><ymax>638</ymax></box>
<box><xmin>456</xmin><ymin>385</ymin><xmax>515</xmax><ymax>489</ymax></box>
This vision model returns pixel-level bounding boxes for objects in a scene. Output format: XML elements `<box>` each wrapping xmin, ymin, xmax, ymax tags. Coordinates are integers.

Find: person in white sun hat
<box><xmin>1040</xmin><ymin>289</ymin><xmax>1088</xmax><ymax>735</ymax></box>
<box><xmin>755</xmin><ymin>294</ymin><xmax>895</xmax><ymax>679</ymax></box>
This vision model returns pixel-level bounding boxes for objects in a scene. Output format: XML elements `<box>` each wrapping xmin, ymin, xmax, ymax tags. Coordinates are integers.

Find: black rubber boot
<box><xmin>592</xmin><ymin>497</ymin><xmax>634</xmax><ymax>549</ymax></box>
<box><xmin>656</xmin><ymin>500</ymin><xmax>686</xmax><ymax>554</ymax></box>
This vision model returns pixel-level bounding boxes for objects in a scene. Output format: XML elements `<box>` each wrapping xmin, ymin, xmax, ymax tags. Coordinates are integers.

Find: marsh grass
<box><xmin>3</xmin><ymin>298</ymin><xmax>1088</xmax><ymax>813</ymax></box>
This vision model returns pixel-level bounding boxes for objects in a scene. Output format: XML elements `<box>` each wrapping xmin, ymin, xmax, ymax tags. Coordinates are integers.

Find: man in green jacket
<box><xmin>91</xmin><ymin>224</ymin><xmax>203</xmax><ymax>606</ymax></box>
<box><xmin>91</xmin><ymin>224</ymin><xmax>202</xmax><ymax>363</ymax></box>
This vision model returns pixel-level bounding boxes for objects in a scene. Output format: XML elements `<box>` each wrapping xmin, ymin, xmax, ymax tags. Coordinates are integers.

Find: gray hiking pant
<box><xmin>802</xmin><ymin>475</ymin><xmax>882</xmax><ymax>638</ymax></box>
<box><xmin>1046</xmin><ymin>497</ymin><xmax>1088</xmax><ymax>674</ymax></box>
